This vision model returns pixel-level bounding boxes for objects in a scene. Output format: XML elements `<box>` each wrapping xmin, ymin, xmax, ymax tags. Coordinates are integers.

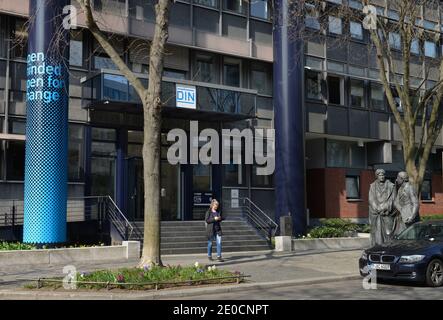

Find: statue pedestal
<box><xmin>275</xmin><ymin>236</ymin><xmax>292</xmax><ymax>252</ymax></box>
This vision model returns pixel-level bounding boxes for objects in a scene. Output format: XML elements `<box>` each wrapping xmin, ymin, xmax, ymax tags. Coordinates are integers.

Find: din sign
<box><xmin>176</xmin><ymin>84</ymin><xmax>197</xmax><ymax>109</ymax></box>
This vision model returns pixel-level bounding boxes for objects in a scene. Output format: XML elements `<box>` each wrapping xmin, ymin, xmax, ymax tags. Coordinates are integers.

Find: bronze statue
<box><xmin>368</xmin><ymin>169</ymin><xmax>396</xmax><ymax>246</ymax></box>
<box><xmin>393</xmin><ymin>171</ymin><xmax>420</xmax><ymax>235</ymax></box>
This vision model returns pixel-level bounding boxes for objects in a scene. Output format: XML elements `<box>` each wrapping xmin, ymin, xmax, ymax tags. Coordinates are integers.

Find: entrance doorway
<box><xmin>127</xmin><ymin>157</ymin><xmax>144</xmax><ymax>221</ymax></box>
<box><xmin>127</xmin><ymin>157</ymin><xmax>182</xmax><ymax>221</ymax></box>
<box><xmin>161</xmin><ymin>161</ymin><xmax>181</xmax><ymax>221</ymax></box>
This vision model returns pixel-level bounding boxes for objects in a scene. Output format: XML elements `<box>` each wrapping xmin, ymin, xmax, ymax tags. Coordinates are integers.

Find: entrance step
<box><xmin>129</xmin><ymin>218</ymin><xmax>272</xmax><ymax>254</ymax></box>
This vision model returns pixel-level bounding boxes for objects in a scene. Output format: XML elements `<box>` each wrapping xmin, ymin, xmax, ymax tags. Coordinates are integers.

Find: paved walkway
<box><xmin>0</xmin><ymin>249</ymin><xmax>363</xmax><ymax>299</ymax></box>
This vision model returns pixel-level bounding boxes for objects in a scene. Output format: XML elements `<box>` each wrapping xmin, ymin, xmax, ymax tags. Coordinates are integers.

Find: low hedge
<box><xmin>301</xmin><ymin>218</ymin><xmax>370</xmax><ymax>239</ymax></box>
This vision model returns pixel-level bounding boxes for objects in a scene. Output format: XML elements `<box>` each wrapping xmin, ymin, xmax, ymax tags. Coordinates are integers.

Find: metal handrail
<box><xmin>239</xmin><ymin>197</ymin><xmax>279</xmax><ymax>241</ymax></box>
<box><xmin>106</xmin><ymin>196</ymin><xmax>143</xmax><ymax>240</ymax></box>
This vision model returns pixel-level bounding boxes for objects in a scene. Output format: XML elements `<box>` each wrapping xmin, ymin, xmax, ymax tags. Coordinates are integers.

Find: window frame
<box><xmin>345</xmin><ymin>175</ymin><xmax>361</xmax><ymax>200</ymax></box>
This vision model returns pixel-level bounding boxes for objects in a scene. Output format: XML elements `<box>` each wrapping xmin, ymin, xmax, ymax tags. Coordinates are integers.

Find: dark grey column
<box><xmin>273</xmin><ymin>0</ymin><xmax>307</xmax><ymax>236</ymax></box>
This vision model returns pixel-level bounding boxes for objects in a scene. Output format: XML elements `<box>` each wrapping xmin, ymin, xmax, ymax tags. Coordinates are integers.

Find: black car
<box><xmin>359</xmin><ymin>220</ymin><xmax>443</xmax><ymax>287</ymax></box>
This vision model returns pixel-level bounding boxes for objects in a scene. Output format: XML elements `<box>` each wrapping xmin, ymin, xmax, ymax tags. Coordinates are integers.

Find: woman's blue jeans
<box><xmin>208</xmin><ymin>234</ymin><xmax>222</xmax><ymax>257</ymax></box>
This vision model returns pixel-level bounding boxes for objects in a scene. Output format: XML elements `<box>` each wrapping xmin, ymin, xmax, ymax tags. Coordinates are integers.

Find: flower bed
<box><xmin>25</xmin><ymin>263</ymin><xmax>247</xmax><ymax>291</ymax></box>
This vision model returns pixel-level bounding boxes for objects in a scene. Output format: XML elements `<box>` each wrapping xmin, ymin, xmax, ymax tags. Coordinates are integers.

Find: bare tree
<box><xmin>302</xmin><ymin>0</ymin><xmax>443</xmax><ymax>193</ymax></box>
<box><xmin>363</xmin><ymin>0</ymin><xmax>443</xmax><ymax>193</ymax></box>
<box><xmin>77</xmin><ymin>0</ymin><xmax>171</xmax><ymax>266</ymax></box>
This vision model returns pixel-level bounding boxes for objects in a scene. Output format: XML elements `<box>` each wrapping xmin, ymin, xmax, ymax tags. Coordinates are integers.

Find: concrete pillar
<box><xmin>24</xmin><ymin>0</ymin><xmax>70</xmax><ymax>244</ymax></box>
<box><xmin>273</xmin><ymin>0</ymin><xmax>307</xmax><ymax>236</ymax></box>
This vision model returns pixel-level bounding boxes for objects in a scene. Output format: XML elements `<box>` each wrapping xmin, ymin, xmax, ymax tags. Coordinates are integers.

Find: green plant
<box><xmin>308</xmin><ymin>226</ymin><xmax>347</xmax><ymax>238</ymax></box>
<box><xmin>422</xmin><ymin>215</ymin><xmax>443</xmax><ymax>221</ymax></box>
<box><xmin>0</xmin><ymin>242</ymin><xmax>37</xmax><ymax>251</ymax></box>
<box><xmin>303</xmin><ymin>218</ymin><xmax>369</xmax><ymax>239</ymax></box>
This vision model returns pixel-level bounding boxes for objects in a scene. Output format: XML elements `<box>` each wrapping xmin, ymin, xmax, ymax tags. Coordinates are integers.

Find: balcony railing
<box><xmin>81</xmin><ymin>70</ymin><xmax>257</xmax><ymax>118</ymax></box>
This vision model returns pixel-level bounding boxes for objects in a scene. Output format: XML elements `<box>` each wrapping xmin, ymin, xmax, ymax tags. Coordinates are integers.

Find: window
<box><xmin>12</xmin><ymin>19</ymin><xmax>28</xmax><ymax>59</ymax></box>
<box><xmin>222</xmin><ymin>14</ymin><xmax>247</xmax><ymax>40</ymax></box>
<box><xmin>6</xmin><ymin>120</ymin><xmax>25</xmax><ymax>181</ymax></box>
<box><xmin>69</xmin><ymin>125</ymin><xmax>85</xmax><ymax>181</ymax></box>
<box><xmin>387</xmin><ymin>10</ymin><xmax>399</xmax><ymax>21</ymax></box>
<box><xmin>306</xmin><ymin>56</ymin><xmax>323</xmax><ymax>70</ymax></box>
<box><xmin>194</xmin><ymin>0</ymin><xmax>219</xmax><ymax>8</ymax></box>
<box><xmin>350</xmin><ymin>21</ymin><xmax>363</xmax><ymax>40</ymax></box>
<box><xmin>306</xmin><ymin>71</ymin><xmax>322</xmax><ymax>101</ymax></box>
<box><xmin>349</xmin><ymin>0</ymin><xmax>362</xmax><ymax>9</ymax></box>
<box><xmin>128</xmin><ymin>0</ymin><xmax>155</xmax><ymax>21</ymax></box>
<box><xmin>350</xmin><ymin>79</ymin><xmax>365</xmax><ymax>108</ymax></box>
<box><xmin>70</xmin><ymin>31</ymin><xmax>83</xmax><ymax>67</ymax></box>
<box><xmin>370</xmin><ymin>83</ymin><xmax>384</xmax><ymax>110</ymax></box>
<box><xmin>392</xmin><ymin>89</ymin><xmax>403</xmax><ymax>112</ymax></box>
<box><xmin>194</xmin><ymin>164</ymin><xmax>212</xmax><ymax>190</ymax></box>
<box><xmin>328</xmin><ymin>16</ymin><xmax>342</xmax><ymax>35</ymax></box>
<box><xmin>306</xmin><ymin>14</ymin><xmax>320</xmax><ymax>30</ymax></box>
<box><xmin>389</xmin><ymin>33</ymin><xmax>401</xmax><ymax>50</ymax></box>
<box><xmin>164</xmin><ymin>69</ymin><xmax>186</xmax><ymax>80</ymax></box>
<box><xmin>346</xmin><ymin>176</ymin><xmax>360</xmax><ymax>199</ymax></box>
<box><xmin>194</xmin><ymin>54</ymin><xmax>217</xmax><ymax>83</ymax></box>
<box><xmin>327</xmin><ymin>76</ymin><xmax>343</xmax><ymax>105</ymax></box>
<box><xmin>223</xmin><ymin>164</ymin><xmax>246</xmax><ymax>186</ymax></box>
<box><xmin>251</xmin><ymin>165</ymin><xmax>273</xmax><ymax>187</ymax></box>
<box><xmin>91</xmin><ymin>128</ymin><xmax>117</xmax><ymax>198</ymax></box>
<box><xmin>223</xmin><ymin>58</ymin><xmax>241</xmax><ymax>87</ymax></box>
<box><xmin>224</xmin><ymin>0</ymin><xmax>245</xmax><ymax>14</ymax></box>
<box><xmin>423</xmin><ymin>20</ymin><xmax>437</xmax><ymax>31</ymax></box>
<box><xmin>425</xmin><ymin>41</ymin><xmax>437</xmax><ymax>58</ymax></box>
<box><xmin>327</xmin><ymin>140</ymin><xmax>366</xmax><ymax>168</ymax></box>
<box><xmin>411</xmin><ymin>39</ymin><xmax>420</xmax><ymax>55</ymax></box>
<box><xmin>250</xmin><ymin>0</ymin><xmax>270</xmax><ymax>20</ymax></box>
<box><xmin>375</xmin><ymin>6</ymin><xmax>384</xmax><ymax>16</ymax></box>
<box><xmin>327</xmin><ymin>140</ymin><xmax>349</xmax><ymax>167</ymax></box>
<box><xmin>421</xmin><ymin>179</ymin><xmax>432</xmax><ymax>201</ymax></box>
<box><xmin>251</xmin><ymin>62</ymin><xmax>272</xmax><ymax>95</ymax></box>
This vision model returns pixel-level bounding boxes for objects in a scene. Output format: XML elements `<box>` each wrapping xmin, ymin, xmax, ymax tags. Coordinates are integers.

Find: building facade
<box><xmin>0</xmin><ymin>0</ymin><xmax>442</xmax><ymax>232</ymax></box>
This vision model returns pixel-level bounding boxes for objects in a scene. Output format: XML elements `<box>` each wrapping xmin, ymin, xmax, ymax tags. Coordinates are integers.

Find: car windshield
<box><xmin>397</xmin><ymin>223</ymin><xmax>443</xmax><ymax>240</ymax></box>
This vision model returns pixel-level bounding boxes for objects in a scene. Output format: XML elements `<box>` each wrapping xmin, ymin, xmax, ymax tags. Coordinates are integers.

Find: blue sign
<box><xmin>176</xmin><ymin>84</ymin><xmax>196</xmax><ymax>109</ymax></box>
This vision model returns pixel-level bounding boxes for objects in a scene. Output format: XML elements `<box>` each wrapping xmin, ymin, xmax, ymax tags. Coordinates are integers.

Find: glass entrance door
<box><xmin>127</xmin><ymin>158</ymin><xmax>182</xmax><ymax>221</ymax></box>
<box><xmin>127</xmin><ymin>157</ymin><xmax>144</xmax><ymax>221</ymax></box>
<box><xmin>161</xmin><ymin>161</ymin><xmax>181</xmax><ymax>221</ymax></box>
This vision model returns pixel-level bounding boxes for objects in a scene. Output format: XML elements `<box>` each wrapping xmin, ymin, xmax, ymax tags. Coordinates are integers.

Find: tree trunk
<box><xmin>138</xmin><ymin>0</ymin><xmax>170</xmax><ymax>267</ymax></box>
<box><xmin>139</xmin><ymin>101</ymin><xmax>162</xmax><ymax>267</ymax></box>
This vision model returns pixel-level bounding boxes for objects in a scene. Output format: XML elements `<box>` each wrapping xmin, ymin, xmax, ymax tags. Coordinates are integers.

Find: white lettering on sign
<box><xmin>176</xmin><ymin>85</ymin><xmax>197</xmax><ymax>109</ymax></box>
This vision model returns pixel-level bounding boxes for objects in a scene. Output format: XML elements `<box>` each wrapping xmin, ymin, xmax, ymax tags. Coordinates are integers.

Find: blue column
<box><xmin>273</xmin><ymin>0</ymin><xmax>307</xmax><ymax>236</ymax></box>
<box><xmin>24</xmin><ymin>0</ymin><xmax>70</xmax><ymax>244</ymax></box>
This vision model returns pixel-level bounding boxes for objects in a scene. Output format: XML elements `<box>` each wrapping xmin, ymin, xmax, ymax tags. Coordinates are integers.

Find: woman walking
<box><xmin>205</xmin><ymin>199</ymin><xmax>225</xmax><ymax>262</ymax></box>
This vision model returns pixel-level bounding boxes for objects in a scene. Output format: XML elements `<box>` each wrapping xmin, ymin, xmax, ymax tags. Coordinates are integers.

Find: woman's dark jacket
<box><xmin>205</xmin><ymin>209</ymin><xmax>225</xmax><ymax>239</ymax></box>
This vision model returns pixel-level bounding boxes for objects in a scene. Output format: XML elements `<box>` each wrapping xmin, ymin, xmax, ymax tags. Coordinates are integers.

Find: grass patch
<box><xmin>26</xmin><ymin>264</ymin><xmax>245</xmax><ymax>291</ymax></box>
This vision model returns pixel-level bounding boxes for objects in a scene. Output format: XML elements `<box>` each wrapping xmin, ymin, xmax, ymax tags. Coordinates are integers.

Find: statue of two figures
<box><xmin>369</xmin><ymin>169</ymin><xmax>420</xmax><ymax>246</ymax></box>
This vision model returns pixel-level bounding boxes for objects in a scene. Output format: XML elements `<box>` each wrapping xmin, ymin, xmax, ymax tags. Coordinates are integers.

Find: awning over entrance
<box><xmin>81</xmin><ymin>70</ymin><xmax>257</xmax><ymax>127</ymax></box>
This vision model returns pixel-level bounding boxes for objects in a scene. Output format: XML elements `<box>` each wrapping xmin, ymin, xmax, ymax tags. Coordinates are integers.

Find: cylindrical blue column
<box><xmin>273</xmin><ymin>0</ymin><xmax>307</xmax><ymax>236</ymax></box>
<box><xmin>24</xmin><ymin>0</ymin><xmax>70</xmax><ymax>244</ymax></box>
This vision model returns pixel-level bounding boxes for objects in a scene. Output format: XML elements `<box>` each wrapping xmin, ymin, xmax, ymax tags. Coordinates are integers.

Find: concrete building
<box><xmin>0</xmin><ymin>0</ymin><xmax>442</xmax><ymax>246</ymax></box>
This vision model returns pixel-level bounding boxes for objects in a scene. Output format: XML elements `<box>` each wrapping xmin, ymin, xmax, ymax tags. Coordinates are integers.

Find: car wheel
<box><xmin>425</xmin><ymin>259</ymin><xmax>443</xmax><ymax>287</ymax></box>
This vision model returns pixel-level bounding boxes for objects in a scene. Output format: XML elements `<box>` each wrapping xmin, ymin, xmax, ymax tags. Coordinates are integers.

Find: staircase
<box><xmin>130</xmin><ymin>219</ymin><xmax>272</xmax><ymax>255</ymax></box>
